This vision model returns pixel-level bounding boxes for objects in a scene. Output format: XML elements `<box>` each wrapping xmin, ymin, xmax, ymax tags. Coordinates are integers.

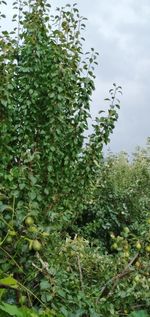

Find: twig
<box><xmin>36</xmin><ymin>252</ymin><xmax>50</xmax><ymax>273</ymax></box>
<box><xmin>17</xmin><ymin>280</ymin><xmax>47</xmax><ymax>308</ymax></box>
<box><xmin>32</xmin><ymin>262</ymin><xmax>43</xmax><ymax>273</ymax></box>
<box><xmin>77</xmin><ymin>254</ymin><xmax>84</xmax><ymax>291</ymax></box>
<box><xmin>0</xmin><ymin>246</ymin><xmax>25</xmax><ymax>274</ymax></box>
<box><xmin>96</xmin><ymin>253</ymin><xmax>139</xmax><ymax>303</ymax></box>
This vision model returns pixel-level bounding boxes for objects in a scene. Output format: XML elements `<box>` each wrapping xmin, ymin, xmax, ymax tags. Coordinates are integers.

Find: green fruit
<box><xmin>112</xmin><ymin>243</ymin><xmax>118</xmax><ymax>250</ymax></box>
<box><xmin>147</xmin><ymin>218</ymin><xmax>150</xmax><ymax>224</ymax></box>
<box><xmin>124</xmin><ymin>310</ymin><xmax>128</xmax><ymax>315</ymax></box>
<box><xmin>124</xmin><ymin>244</ymin><xmax>129</xmax><ymax>250</ymax></box>
<box><xmin>110</xmin><ymin>233</ymin><xmax>115</xmax><ymax>239</ymax></box>
<box><xmin>32</xmin><ymin>239</ymin><xmax>42</xmax><ymax>251</ymax></box>
<box><xmin>134</xmin><ymin>275</ymin><xmax>140</xmax><ymax>283</ymax></box>
<box><xmin>117</xmin><ymin>236</ymin><xmax>123</xmax><ymax>241</ymax></box>
<box><xmin>135</xmin><ymin>261</ymin><xmax>141</xmax><ymax>268</ymax></box>
<box><xmin>6</xmin><ymin>236</ymin><xmax>13</xmax><ymax>243</ymax></box>
<box><xmin>8</xmin><ymin>230</ymin><xmax>16</xmax><ymax>237</ymax></box>
<box><xmin>124</xmin><ymin>251</ymin><xmax>129</xmax><ymax>258</ymax></box>
<box><xmin>123</xmin><ymin>227</ymin><xmax>130</xmax><ymax>234</ymax></box>
<box><xmin>29</xmin><ymin>240</ymin><xmax>33</xmax><ymax>250</ymax></box>
<box><xmin>28</xmin><ymin>225</ymin><xmax>38</xmax><ymax>233</ymax></box>
<box><xmin>136</xmin><ymin>241</ymin><xmax>142</xmax><ymax>250</ymax></box>
<box><xmin>25</xmin><ymin>216</ymin><xmax>34</xmax><ymax>226</ymax></box>
<box><xmin>145</xmin><ymin>245</ymin><xmax>150</xmax><ymax>252</ymax></box>
<box><xmin>42</xmin><ymin>232</ymin><xmax>49</xmax><ymax>237</ymax></box>
<box><xmin>70</xmin><ymin>250</ymin><xmax>75</xmax><ymax>256</ymax></box>
<box><xmin>66</xmin><ymin>266</ymin><xmax>70</xmax><ymax>272</ymax></box>
<box><xmin>19</xmin><ymin>295</ymin><xmax>26</xmax><ymax>305</ymax></box>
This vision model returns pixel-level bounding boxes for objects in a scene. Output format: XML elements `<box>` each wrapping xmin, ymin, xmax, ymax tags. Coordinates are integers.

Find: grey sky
<box><xmin>2</xmin><ymin>0</ymin><xmax>150</xmax><ymax>154</ymax></box>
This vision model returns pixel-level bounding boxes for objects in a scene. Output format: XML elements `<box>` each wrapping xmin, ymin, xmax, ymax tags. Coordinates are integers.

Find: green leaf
<box><xmin>0</xmin><ymin>205</ymin><xmax>13</xmax><ymax>212</ymax></box>
<box><xmin>0</xmin><ymin>276</ymin><xmax>18</xmax><ymax>289</ymax></box>
<box><xmin>40</xmin><ymin>280</ymin><xmax>51</xmax><ymax>290</ymax></box>
<box><xmin>29</xmin><ymin>192</ymin><xmax>36</xmax><ymax>201</ymax></box>
<box><xmin>0</xmin><ymin>303</ymin><xmax>23</xmax><ymax>317</ymax></box>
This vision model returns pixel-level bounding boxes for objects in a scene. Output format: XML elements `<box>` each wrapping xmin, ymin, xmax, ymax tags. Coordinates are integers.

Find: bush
<box><xmin>76</xmin><ymin>147</ymin><xmax>150</xmax><ymax>247</ymax></box>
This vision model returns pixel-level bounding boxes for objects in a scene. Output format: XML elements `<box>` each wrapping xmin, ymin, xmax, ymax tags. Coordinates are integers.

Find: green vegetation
<box><xmin>0</xmin><ymin>0</ymin><xmax>150</xmax><ymax>316</ymax></box>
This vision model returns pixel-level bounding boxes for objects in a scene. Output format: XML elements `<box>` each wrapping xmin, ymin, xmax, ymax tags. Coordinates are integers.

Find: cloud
<box><xmin>76</xmin><ymin>0</ymin><xmax>150</xmax><ymax>153</ymax></box>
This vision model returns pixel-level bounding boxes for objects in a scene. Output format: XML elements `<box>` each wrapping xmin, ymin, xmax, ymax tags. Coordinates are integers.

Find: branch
<box><xmin>77</xmin><ymin>254</ymin><xmax>84</xmax><ymax>291</ymax></box>
<box><xmin>97</xmin><ymin>253</ymin><xmax>139</xmax><ymax>302</ymax></box>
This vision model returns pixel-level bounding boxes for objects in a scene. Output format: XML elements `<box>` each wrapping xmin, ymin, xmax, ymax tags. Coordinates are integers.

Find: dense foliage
<box><xmin>0</xmin><ymin>0</ymin><xmax>150</xmax><ymax>316</ymax></box>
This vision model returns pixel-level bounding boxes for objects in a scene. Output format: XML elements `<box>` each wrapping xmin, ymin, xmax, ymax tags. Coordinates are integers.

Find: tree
<box><xmin>0</xmin><ymin>0</ymin><xmax>122</xmax><ymax>313</ymax></box>
<box><xmin>0</xmin><ymin>0</ymin><xmax>121</xmax><ymax>228</ymax></box>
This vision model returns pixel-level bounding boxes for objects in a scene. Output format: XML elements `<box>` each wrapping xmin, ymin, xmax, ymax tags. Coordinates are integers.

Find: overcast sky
<box><xmin>2</xmin><ymin>0</ymin><xmax>150</xmax><ymax>154</ymax></box>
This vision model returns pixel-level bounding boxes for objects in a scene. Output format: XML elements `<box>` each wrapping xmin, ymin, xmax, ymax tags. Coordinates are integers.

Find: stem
<box><xmin>0</xmin><ymin>246</ymin><xmax>25</xmax><ymax>274</ymax></box>
<box><xmin>17</xmin><ymin>280</ymin><xmax>47</xmax><ymax>308</ymax></box>
<box><xmin>97</xmin><ymin>253</ymin><xmax>139</xmax><ymax>303</ymax></box>
<box><xmin>77</xmin><ymin>254</ymin><xmax>83</xmax><ymax>291</ymax></box>
<box><xmin>0</xmin><ymin>232</ymin><xmax>9</xmax><ymax>246</ymax></box>
<box><xmin>0</xmin><ymin>215</ymin><xmax>14</xmax><ymax>230</ymax></box>
<box><xmin>12</xmin><ymin>195</ymin><xmax>15</xmax><ymax>223</ymax></box>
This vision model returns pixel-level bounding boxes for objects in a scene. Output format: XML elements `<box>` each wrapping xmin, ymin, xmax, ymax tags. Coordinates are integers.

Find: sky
<box><xmin>1</xmin><ymin>0</ymin><xmax>150</xmax><ymax>154</ymax></box>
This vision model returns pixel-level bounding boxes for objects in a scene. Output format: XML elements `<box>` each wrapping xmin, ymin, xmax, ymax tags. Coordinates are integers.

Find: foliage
<box><xmin>0</xmin><ymin>0</ymin><xmax>150</xmax><ymax>316</ymax></box>
<box><xmin>76</xmin><ymin>144</ymin><xmax>150</xmax><ymax>246</ymax></box>
<box><xmin>0</xmin><ymin>304</ymin><xmax>149</xmax><ymax>317</ymax></box>
<box><xmin>0</xmin><ymin>302</ymin><xmax>64</xmax><ymax>316</ymax></box>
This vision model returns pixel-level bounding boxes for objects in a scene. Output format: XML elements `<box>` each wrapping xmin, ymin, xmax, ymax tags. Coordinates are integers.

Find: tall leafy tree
<box><xmin>0</xmin><ymin>0</ymin><xmax>122</xmax><ymax>310</ymax></box>
<box><xmin>0</xmin><ymin>0</ymin><xmax>121</xmax><ymax>228</ymax></box>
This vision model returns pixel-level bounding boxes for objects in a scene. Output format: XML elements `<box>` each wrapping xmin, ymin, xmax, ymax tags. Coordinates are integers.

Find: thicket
<box><xmin>0</xmin><ymin>0</ymin><xmax>150</xmax><ymax>316</ymax></box>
